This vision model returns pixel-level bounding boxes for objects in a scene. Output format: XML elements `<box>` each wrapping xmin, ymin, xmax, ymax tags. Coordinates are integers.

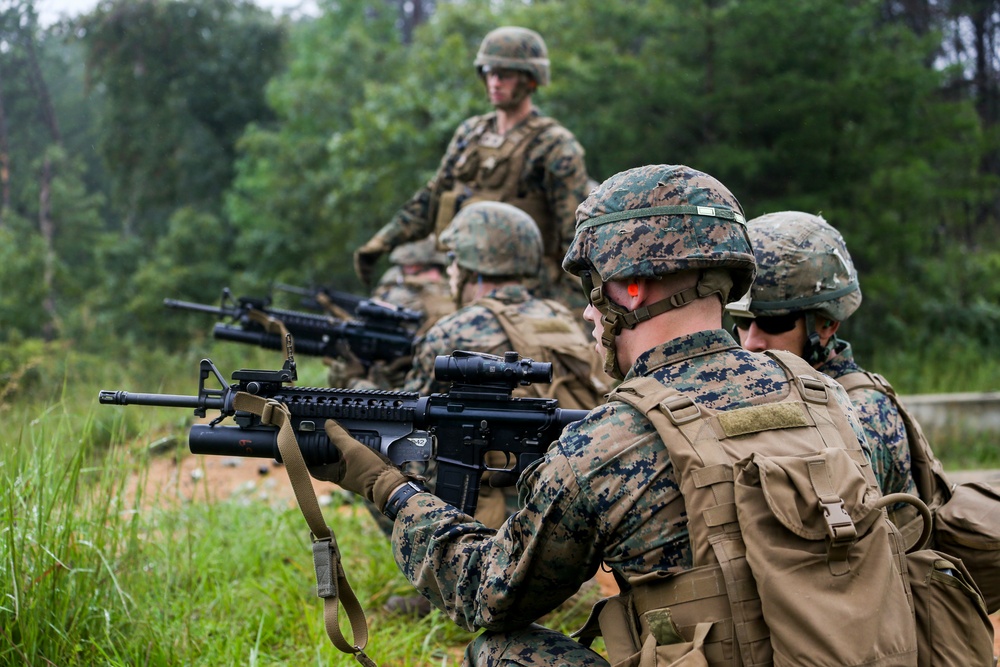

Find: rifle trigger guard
<box><xmin>312</xmin><ymin>536</ymin><xmax>338</xmax><ymax>599</ymax></box>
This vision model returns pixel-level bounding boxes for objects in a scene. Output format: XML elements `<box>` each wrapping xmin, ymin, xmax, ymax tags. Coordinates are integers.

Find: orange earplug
<box><xmin>627</xmin><ymin>283</ymin><xmax>639</xmax><ymax>297</ymax></box>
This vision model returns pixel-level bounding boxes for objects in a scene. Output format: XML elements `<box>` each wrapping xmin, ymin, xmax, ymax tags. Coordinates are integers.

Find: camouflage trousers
<box><xmin>464</xmin><ymin>624</ymin><xmax>609</xmax><ymax>667</ymax></box>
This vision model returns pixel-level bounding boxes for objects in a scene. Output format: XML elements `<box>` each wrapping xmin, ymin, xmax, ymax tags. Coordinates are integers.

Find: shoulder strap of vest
<box><xmin>837</xmin><ymin>370</ymin><xmax>952</xmax><ymax>507</ymax></box>
<box><xmin>609</xmin><ymin>375</ymin><xmax>771</xmax><ymax>664</ymax></box>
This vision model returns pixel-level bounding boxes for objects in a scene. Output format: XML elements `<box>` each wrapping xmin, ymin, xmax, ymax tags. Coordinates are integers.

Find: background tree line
<box><xmin>3</xmin><ymin>0</ymin><xmax>1000</xmax><ymax>367</ymax></box>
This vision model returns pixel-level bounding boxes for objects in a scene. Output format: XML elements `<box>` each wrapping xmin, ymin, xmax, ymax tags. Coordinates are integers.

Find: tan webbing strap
<box><xmin>247</xmin><ymin>308</ymin><xmax>292</xmax><ymax>342</ymax></box>
<box><xmin>315</xmin><ymin>292</ymin><xmax>355</xmax><ymax>322</ymax></box>
<box><xmin>232</xmin><ymin>392</ymin><xmax>376</xmax><ymax>667</ymax></box>
<box><xmin>765</xmin><ymin>351</ymin><xmax>880</xmax><ymax>486</ymax></box>
<box><xmin>807</xmin><ymin>456</ymin><xmax>858</xmax><ymax>574</ymax></box>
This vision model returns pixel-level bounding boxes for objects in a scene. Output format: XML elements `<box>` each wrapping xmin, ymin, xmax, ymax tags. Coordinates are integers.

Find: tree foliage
<box><xmin>78</xmin><ymin>0</ymin><xmax>286</xmax><ymax>239</ymax></box>
<box><xmin>0</xmin><ymin>0</ymin><xmax>997</xmax><ymax>362</ymax></box>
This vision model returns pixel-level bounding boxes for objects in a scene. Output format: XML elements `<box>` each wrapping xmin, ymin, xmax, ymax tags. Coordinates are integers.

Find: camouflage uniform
<box><xmin>354</xmin><ymin>27</ymin><xmax>592</xmax><ymax>308</ymax></box>
<box><xmin>403</xmin><ymin>284</ymin><xmax>571</xmax><ymax>395</ymax></box>
<box><xmin>403</xmin><ymin>202</ymin><xmax>602</xmax><ymax>531</ymax></box>
<box><xmin>818</xmin><ymin>341</ymin><xmax>917</xmax><ymax>496</ymax></box>
<box><xmin>383</xmin><ymin>166</ymin><xmax>871</xmax><ymax>665</ymax></box>
<box><xmin>394</xmin><ymin>330</ymin><xmax>870</xmax><ymax>663</ymax></box>
<box><xmin>729</xmin><ymin>211</ymin><xmax>918</xmax><ymax>498</ymax></box>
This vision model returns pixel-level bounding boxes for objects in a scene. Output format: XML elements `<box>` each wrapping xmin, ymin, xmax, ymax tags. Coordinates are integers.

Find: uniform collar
<box><xmin>625</xmin><ymin>329</ymin><xmax>741</xmax><ymax>379</ymax></box>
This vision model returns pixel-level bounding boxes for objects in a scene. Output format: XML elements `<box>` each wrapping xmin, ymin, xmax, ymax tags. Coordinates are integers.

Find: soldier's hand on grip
<box><xmin>310</xmin><ymin>419</ymin><xmax>408</xmax><ymax>512</ymax></box>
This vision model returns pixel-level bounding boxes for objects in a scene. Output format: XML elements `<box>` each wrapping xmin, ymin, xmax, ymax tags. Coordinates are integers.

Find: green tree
<box><xmin>0</xmin><ymin>1</ymin><xmax>106</xmax><ymax>342</ymax></box>
<box><xmin>79</xmin><ymin>0</ymin><xmax>286</xmax><ymax>239</ymax></box>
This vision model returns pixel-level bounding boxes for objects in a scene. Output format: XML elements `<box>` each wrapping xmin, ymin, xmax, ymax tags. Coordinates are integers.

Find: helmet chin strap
<box><xmin>802</xmin><ymin>312</ymin><xmax>839</xmax><ymax>367</ymax></box>
<box><xmin>453</xmin><ymin>268</ymin><xmax>477</xmax><ymax>309</ymax></box>
<box><xmin>583</xmin><ymin>269</ymin><xmax>734</xmax><ymax>381</ymax></box>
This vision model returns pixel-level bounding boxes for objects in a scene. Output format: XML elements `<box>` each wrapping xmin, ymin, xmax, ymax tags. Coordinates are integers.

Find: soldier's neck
<box><xmin>495</xmin><ymin>99</ymin><xmax>534</xmax><ymax>134</ymax></box>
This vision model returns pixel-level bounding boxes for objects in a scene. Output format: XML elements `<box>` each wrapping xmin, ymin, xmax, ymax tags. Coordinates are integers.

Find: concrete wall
<box><xmin>899</xmin><ymin>392</ymin><xmax>1000</xmax><ymax>436</ymax></box>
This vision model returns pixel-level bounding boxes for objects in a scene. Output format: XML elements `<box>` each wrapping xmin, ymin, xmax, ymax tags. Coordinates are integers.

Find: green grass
<box><xmin>0</xmin><ymin>344</ymin><xmax>602</xmax><ymax>665</ymax></box>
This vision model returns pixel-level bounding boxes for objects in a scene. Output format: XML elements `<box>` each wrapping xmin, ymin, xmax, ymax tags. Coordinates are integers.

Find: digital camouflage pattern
<box><xmin>440</xmin><ymin>201</ymin><xmax>541</xmax><ymax>278</ymax></box>
<box><xmin>563</xmin><ymin>164</ymin><xmax>756</xmax><ymax>300</ymax></box>
<box><xmin>402</xmin><ymin>282</ymin><xmax>596</xmax><ymax>529</ymax></box>
<box><xmin>819</xmin><ymin>340</ymin><xmax>918</xmax><ymax>497</ymax></box>
<box><xmin>474</xmin><ymin>26</ymin><xmax>550</xmax><ymax>86</ymax></box>
<box><xmin>740</xmin><ymin>211</ymin><xmax>862</xmax><ymax>321</ymax></box>
<box><xmin>386</xmin><ymin>234</ymin><xmax>449</xmax><ymax>267</ymax></box>
<box><xmin>367</xmin><ymin>109</ymin><xmax>590</xmax><ymax>293</ymax></box>
<box><xmin>403</xmin><ymin>284</ymin><xmax>577</xmax><ymax>395</ymax></box>
<box><xmin>736</xmin><ymin>211</ymin><xmax>916</xmax><ymax>498</ymax></box>
<box><xmin>390</xmin><ymin>330</ymin><xmax>870</xmax><ymax>664</ymax></box>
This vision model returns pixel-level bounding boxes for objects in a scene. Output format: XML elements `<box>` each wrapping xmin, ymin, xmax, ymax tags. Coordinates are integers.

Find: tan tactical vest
<box><xmin>434</xmin><ymin>115</ymin><xmax>558</xmax><ymax>263</ymax></box>
<box><xmin>473</xmin><ymin>297</ymin><xmax>609</xmax><ymax>410</ymax></box>
<box><xmin>397</xmin><ymin>276</ymin><xmax>456</xmax><ymax>336</ymax></box>
<box><xmin>577</xmin><ymin>351</ymin><xmax>920</xmax><ymax>667</ymax></box>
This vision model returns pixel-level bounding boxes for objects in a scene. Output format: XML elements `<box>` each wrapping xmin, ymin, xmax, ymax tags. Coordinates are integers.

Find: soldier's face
<box><xmin>484</xmin><ymin>69</ymin><xmax>533</xmax><ymax>110</ymax></box>
<box><xmin>734</xmin><ymin>315</ymin><xmax>807</xmax><ymax>356</ymax></box>
<box><xmin>447</xmin><ymin>260</ymin><xmax>461</xmax><ymax>297</ymax></box>
<box><xmin>583</xmin><ymin>302</ymin><xmax>605</xmax><ymax>358</ymax></box>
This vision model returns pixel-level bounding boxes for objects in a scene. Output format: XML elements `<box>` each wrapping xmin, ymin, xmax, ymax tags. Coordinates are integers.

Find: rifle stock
<box><xmin>99</xmin><ymin>350</ymin><xmax>588</xmax><ymax>516</ymax></box>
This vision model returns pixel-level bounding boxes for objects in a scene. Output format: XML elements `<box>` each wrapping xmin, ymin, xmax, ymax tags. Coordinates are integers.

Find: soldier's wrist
<box><xmin>382</xmin><ymin>480</ymin><xmax>427</xmax><ymax>521</ymax></box>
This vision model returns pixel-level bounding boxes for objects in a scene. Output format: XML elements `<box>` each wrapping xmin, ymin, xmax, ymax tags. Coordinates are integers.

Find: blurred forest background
<box><xmin>3</xmin><ymin>0</ymin><xmax>1000</xmax><ymax>376</ymax></box>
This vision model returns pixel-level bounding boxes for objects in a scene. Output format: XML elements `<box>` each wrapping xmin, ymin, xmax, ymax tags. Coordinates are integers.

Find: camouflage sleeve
<box><xmin>536</xmin><ymin>124</ymin><xmax>590</xmax><ymax>257</ymax></box>
<box><xmin>371</xmin><ymin>118</ymin><xmax>480</xmax><ymax>250</ymax></box>
<box><xmin>390</xmin><ymin>399</ymin><xmax>690</xmax><ymax>633</ymax></box>
<box><xmin>390</xmin><ymin>411</ymin><xmax>613</xmax><ymax>632</ymax></box>
<box><xmin>849</xmin><ymin>388</ymin><xmax>918</xmax><ymax>496</ymax></box>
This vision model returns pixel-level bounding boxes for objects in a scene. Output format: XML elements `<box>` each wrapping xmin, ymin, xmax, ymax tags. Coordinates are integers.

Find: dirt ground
<box><xmin>134</xmin><ymin>453</ymin><xmax>1000</xmax><ymax>651</ymax></box>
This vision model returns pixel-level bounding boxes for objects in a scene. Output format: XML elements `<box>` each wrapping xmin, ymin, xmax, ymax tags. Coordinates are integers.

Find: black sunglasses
<box><xmin>732</xmin><ymin>313</ymin><xmax>802</xmax><ymax>335</ymax></box>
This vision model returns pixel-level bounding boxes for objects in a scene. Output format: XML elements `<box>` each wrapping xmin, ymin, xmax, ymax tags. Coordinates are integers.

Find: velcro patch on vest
<box><xmin>717</xmin><ymin>402</ymin><xmax>810</xmax><ymax>438</ymax></box>
<box><xmin>530</xmin><ymin>320</ymin><xmax>573</xmax><ymax>334</ymax></box>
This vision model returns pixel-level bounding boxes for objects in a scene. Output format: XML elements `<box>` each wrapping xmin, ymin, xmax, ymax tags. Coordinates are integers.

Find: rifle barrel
<box><xmin>163</xmin><ymin>298</ymin><xmax>225</xmax><ymax>316</ymax></box>
<box><xmin>98</xmin><ymin>390</ymin><xmax>222</xmax><ymax>410</ymax></box>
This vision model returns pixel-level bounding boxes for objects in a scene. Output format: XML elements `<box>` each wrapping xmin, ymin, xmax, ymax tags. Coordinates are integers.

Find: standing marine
<box><xmin>353</xmin><ymin>26</ymin><xmax>592</xmax><ymax>309</ymax></box>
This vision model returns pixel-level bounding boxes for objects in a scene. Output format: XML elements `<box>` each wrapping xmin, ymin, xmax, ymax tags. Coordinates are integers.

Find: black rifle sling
<box><xmin>233</xmin><ymin>392</ymin><xmax>377</xmax><ymax>667</ymax></box>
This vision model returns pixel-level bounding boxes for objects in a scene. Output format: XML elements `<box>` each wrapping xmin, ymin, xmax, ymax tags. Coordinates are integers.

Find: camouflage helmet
<box><xmin>740</xmin><ymin>211</ymin><xmax>861</xmax><ymax>322</ymax></box>
<box><xmin>440</xmin><ymin>201</ymin><xmax>542</xmax><ymax>278</ymax></box>
<box><xmin>388</xmin><ymin>235</ymin><xmax>449</xmax><ymax>267</ymax></box>
<box><xmin>474</xmin><ymin>26</ymin><xmax>550</xmax><ymax>86</ymax></box>
<box><xmin>563</xmin><ymin>164</ymin><xmax>756</xmax><ymax>302</ymax></box>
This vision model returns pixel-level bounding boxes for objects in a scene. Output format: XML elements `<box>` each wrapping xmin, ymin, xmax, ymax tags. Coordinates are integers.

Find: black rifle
<box><xmin>164</xmin><ymin>288</ymin><xmax>416</xmax><ymax>369</ymax></box>
<box><xmin>99</xmin><ymin>350</ymin><xmax>588</xmax><ymax>515</ymax></box>
<box><xmin>272</xmin><ymin>281</ymin><xmax>423</xmax><ymax>327</ymax></box>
